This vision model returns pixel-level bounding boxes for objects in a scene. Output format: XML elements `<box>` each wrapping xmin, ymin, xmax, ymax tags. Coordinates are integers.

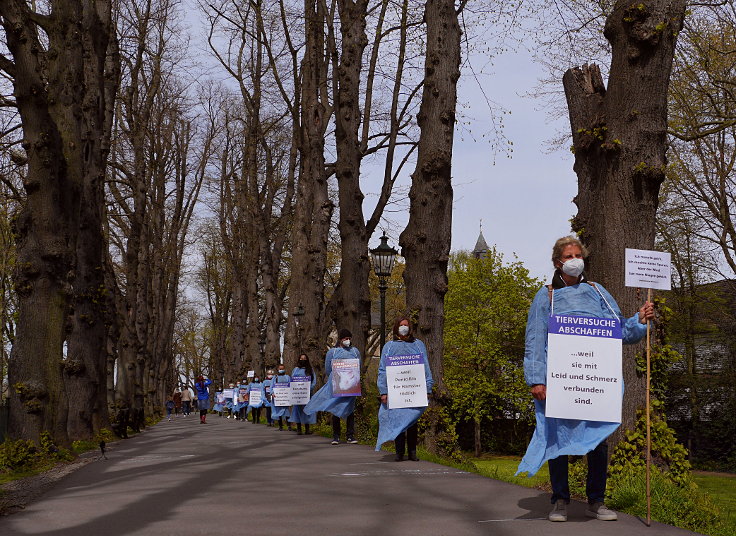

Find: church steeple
<box><xmin>473</xmin><ymin>220</ymin><xmax>490</xmax><ymax>259</ymax></box>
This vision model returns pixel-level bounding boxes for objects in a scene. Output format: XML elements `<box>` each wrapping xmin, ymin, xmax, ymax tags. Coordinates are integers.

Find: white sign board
<box><xmin>545</xmin><ymin>315</ymin><xmax>623</xmax><ymax>423</ymax></box>
<box><xmin>272</xmin><ymin>382</ymin><xmax>291</xmax><ymax>407</ymax></box>
<box><xmin>248</xmin><ymin>389</ymin><xmax>262</xmax><ymax>406</ymax></box>
<box><xmin>222</xmin><ymin>389</ymin><xmax>235</xmax><ymax>400</ymax></box>
<box><xmin>331</xmin><ymin>358</ymin><xmax>361</xmax><ymax>397</ymax></box>
<box><xmin>625</xmin><ymin>248</ymin><xmax>672</xmax><ymax>290</ymax></box>
<box><xmin>290</xmin><ymin>376</ymin><xmax>312</xmax><ymax>405</ymax></box>
<box><xmin>247</xmin><ymin>370</ymin><xmax>255</xmax><ymax>378</ymax></box>
<box><xmin>386</xmin><ymin>354</ymin><xmax>428</xmax><ymax>409</ymax></box>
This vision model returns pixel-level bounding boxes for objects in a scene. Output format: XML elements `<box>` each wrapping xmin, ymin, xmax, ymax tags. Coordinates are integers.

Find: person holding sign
<box><xmin>247</xmin><ymin>376</ymin><xmax>266</xmax><ymax>424</ymax></box>
<box><xmin>263</xmin><ymin>370</ymin><xmax>275</xmax><ymax>426</ymax></box>
<box><xmin>516</xmin><ymin>236</ymin><xmax>654</xmax><ymax>522</ymax></box>
<box><xmin>304</xmin><ymin>329</ymin><xmax>361</xmax><ymax>445</ymax></box>
<box><xmin>289</xmin><ymin>353</ymin><xmax>317</xmax><ymax>435</ymax></box>
<box><xmin>375</xmin><ymin>316</ymin><xmax>434</xmax><ymax>461</ymax></box>
<box><xmin>271</xmin><ymin>364</ymin><xmax>293</xmax><ymax>431</ymax></box>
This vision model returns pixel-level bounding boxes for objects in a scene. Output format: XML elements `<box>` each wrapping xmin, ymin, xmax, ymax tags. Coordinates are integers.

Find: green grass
<box><xmin>693</xmin><ymin>472</ymin><xmax>736</xmax><ymax>536</ymax></box>
<box><xmin>471</xmin><ymin>455</ymin><xmax>551</xmax><ymax>490</ymax></box>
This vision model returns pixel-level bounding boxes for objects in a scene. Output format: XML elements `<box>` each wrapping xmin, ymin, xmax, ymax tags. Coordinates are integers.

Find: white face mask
<box><xmin>398</xmin><ymin>325</ymin><xmax>410</xmax><ymax>336</ymax></box>
<box><xmin>561</xmin><ymin>257</ymin><xmax>585</xmax><ymax>277</ymax></box>
<box><xmin>342</xmin><ymin>339</ymin><xmax>351</xmax><ymax>348</ymax></box>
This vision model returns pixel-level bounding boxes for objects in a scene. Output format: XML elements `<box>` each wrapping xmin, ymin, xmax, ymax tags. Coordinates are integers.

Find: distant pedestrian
<box><xmin>180</xmin><ymin>387</ymin><xmax>192</xmax><ymax>416</ymax></box>
<box><xmin>263</xmin><ymin>370</ymin><xmax>275</xmax><ymax>426</ymax></box>
<box><xmin>173</xmin><ymin>389</ymin><xmax>182</xmax><ymax>417</ymax></box>
<box><xmin>248</xmin><ymin>376</ymin><xmax>266</xmax><ymax>424</ymax></box>
<box><xmin>195</xmin><ymin>375</ymin><xmax>212</xmax><ymax>424</ymax></box>
<box><xmin>165</xmin><ymin>396</ymin><xmax>175</xmax><ymax>421</ymax></box>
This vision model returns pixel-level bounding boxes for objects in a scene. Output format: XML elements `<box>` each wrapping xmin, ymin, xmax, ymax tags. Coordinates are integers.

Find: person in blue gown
<box><xmin>263</xmin><ymin>370</ymin><xmax>275</xmax><ymax>426</ymax></box>
<box><xmin>376</xmin><ymin>316</ymin><xmax>433</xmax><ymax>461</ymax></box>
<box><xmin>304</xmin><ymin>328</ymin><xmax>361</xmax><ymax>445</ymax></box>
<box><xmin>247</xmin><ymin>376</ymin><xmax>266</xmax><ymax>424</ymax></box>
<box><xmin>289</xmin><ymin>353</ymin><xmax>317</xmax><ymax>435</ymax></box>
<box><xmin>517</xmin><ymin>236</ymin><xmax>654</xmax><ymax>522</ymax></box>
<box><xmin>271</xmin><ymin>364</ymin><xmax>292</xmax><ymax>431</ymax></box>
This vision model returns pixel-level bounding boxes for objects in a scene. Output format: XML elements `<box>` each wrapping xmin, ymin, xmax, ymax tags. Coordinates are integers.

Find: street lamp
<box><xmin>258</xmin><ymin>337</ymin><xmax>266</xmax><ymax>377</ymax></box>
<box><xmin>370</xmin><ymin>233</ymin><xmax>398</xmax><ymax>352</ymax></box>
<box><xmin>292</xmin><ymin>303</ymin><xmax>305</xmax><ymax>350</ymax></box>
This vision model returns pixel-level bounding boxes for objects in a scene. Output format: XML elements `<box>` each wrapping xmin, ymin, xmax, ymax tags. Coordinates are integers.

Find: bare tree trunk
<box><xmin>2</xmin><ymin>0</ymin><xmax>114</xmax><ymax>443</ymax></box>
<box><xmin>330</xmin><ymin>0</ymin><xmax>372</xmax><ymax>364</ymax></box>
<box><xmin>564</xmin><ymin>0</ymin><xmax>686</xmax><ymax>444</ymax></box>
<box><xmin>284</xmin><ymin>0</ymin><xmax>334</xmax><ymax>370</ymax></box>
<box><xmin>400</xmin><ymin>0</ymin><xmax>460</xmax><ymax>394</ymax></box>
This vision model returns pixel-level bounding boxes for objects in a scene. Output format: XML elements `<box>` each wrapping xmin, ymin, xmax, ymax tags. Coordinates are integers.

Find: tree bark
<box><xmin>400</xmin><ymin>0</ymin><xmax>461</xmax><ymax>396</ymax></box>
<box><xmin>2</xmin><ymin>0</ymin><xmax>115</xmax><ymax>443</ymax></box>
<box><xmin>330</xmin><ymin>0</ymin><xmax>372</xmax><ymax>365</ymax></box>
<box><xmin>564</xmin><ymin>0</ymin><xmax>686</xmax><ymax>443</ymax></box>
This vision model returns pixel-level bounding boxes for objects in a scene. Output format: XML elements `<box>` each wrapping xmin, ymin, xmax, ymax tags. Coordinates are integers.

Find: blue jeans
<box><xmin>548</xmin><ymin>440</ymin><xmax>608</xmax><ymax>504</ymax></box>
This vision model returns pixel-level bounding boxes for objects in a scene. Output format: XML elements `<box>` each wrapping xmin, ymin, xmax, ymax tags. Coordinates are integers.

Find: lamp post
<box><xmin>370</xmin><ymin>233</ymin><xmax>398</xmax><ymax>352</ymax></box>
<box><xmin>258</xmin><ymin>337</ymin><xmax>266</xmax><ymax>377</ymax></box>
<box><xmin>292</xmin><ymin>303</ymin><xmax>305</xmax><ymax>351</ymax></box>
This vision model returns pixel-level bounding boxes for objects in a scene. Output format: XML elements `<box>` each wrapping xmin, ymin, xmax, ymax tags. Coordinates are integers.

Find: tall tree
<box><xmin>400</xmin><ymin>0</ymin><xmax>462</xmax><ymax>400</ymax></box>
<box><xmin>563</xmin><ymin>0</ymin><xmax>687</xmax><ymax>438</ymax></box>
<box><xmin>1</xmin><ymin>0</ymin><xmax>116</xmax><ymax>443</ymax></box>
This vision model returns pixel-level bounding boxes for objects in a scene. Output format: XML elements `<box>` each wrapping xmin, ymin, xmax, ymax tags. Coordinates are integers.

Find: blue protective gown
<box><xmin>375</xmin><ymin>339</ymin><xmax>434</xmax><ymax>451</ymax></box>
<box><xmin>288</xmin><ymin>367</ymin><xmax>318</xmax><ymax>424</ymax></box>
<box><xmin>516</xmin><ymin>282</ymin><xmax>647</xmax><ymax>476</ymax></box>
<box><xmin>212</xmin><ymin>391</ymin><xmax>224</xmax><ymax>412</ymax></box>
<box><xmin>304</xmin><ymin>346</ymin><xmax>361</xmax><ymax>419</ymax></box>
<box><xmin>262</xmin><ymin>377</ymin><xmax>274</xmax><ymax>409</ymax></box>
<box><xmin>270</xmin><ymin>374</ymin><xmax>292</xmax><ymax>418</ymax></box>
<box><xmin>247</xmin><ymin>381</ymin><xmax>266</xmax><ymax>413</ymax></box>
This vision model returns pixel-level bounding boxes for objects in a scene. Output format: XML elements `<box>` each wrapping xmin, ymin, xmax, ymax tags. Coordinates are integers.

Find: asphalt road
<box><xmin>0</xmin><ymin>414</ymin><xmax>700</xmax><ymax>536</ymax></box>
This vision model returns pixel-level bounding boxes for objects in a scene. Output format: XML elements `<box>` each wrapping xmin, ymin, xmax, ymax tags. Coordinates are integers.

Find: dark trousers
<box><xmin>266</xmin><ymin>406</ymin><xmax>273</xmax><ymax>424</ymax></box>
<box><xmin>251</xmin><ymin>407</ymin><xmax>261</xmax><ymax>424</ymax></box>
<box><xmin>183</xmin><ymin>401</ymin><xmax>191</xmax><ymax>415</ymax></box>
<box><xmin>332</xmin><ymin>414</ymin><xmax>355</xmax><ymax>440</ymax></box>
<box><xmin>548</xmin><ymin>440</ymin><xmax>608</xmax><ymax>504</ymax></box>
<box><xmin>394</xmin><ymin>424</ymin><xmax>418</xmax><ymax>455</ymax></box>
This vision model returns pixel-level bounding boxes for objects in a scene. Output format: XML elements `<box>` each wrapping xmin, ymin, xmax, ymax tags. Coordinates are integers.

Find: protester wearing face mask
<box><xmin>271</xmin><ymin>364</ymin><xmax>293</xmax><ymax>431</ymax></box>
<box><xmin>263</xmin><ymin>370</ymin><xmax>275</xmax><ymax>426</ymax></box>
<box><xmin>376</xmin><ymin>316</ymin><xmax>433</xmax><ymax>461</ymax></box>
<box><xmin>288</xmin><ymin>353</ymin><xmax>317</xmax><ymax>434</ymax></box>
<box><xmin>246</xmin><ymin>376</ymin><xmax>265</xmax><ymax>424</ymax></box>
<box><xmin>304</xmin><ymin>328</ymin><xmax>361</xmax><ymax>445</ymax></box>
<box><xmin>517</xmin><ymin>236</ymin><xmax>654</xmax><ymax>523</ymax></box>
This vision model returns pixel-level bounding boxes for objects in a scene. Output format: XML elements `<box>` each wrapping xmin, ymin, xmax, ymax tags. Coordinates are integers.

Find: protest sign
<box><xmin>249</xmin><ymin>389</ymin><xmax>262</xmax><ymax>406</ymax></box>
<box><xmin>215</xmin><ymin>392</ymin><xmax>225</xmax><ymax>404</ymax></box>
<box><xmin>272</xmin><ymin>382</ymin><xmax>291</xmax><ymax>406</ymax></box>
<box><xmin>290</xmin><ymin>376</ymin><xmax>312</xmax><ymax>405</ymax></box>
<box><xmin>386</xmin><ymin>354</ymin><xmax>428</xmax><ymax>409</ymax></box>
<box><xmin>625</xmin><ymin>248</ymin><xmax>672</xmax><ymax>290</ymax></box>
<box><xmin>331</xmin><ymin>358</ymin><xmax>361</xmax><ymax>397</ymax></box>
<box><xmin>222</xmin><ymin>388</ymin><xmax>235</xmax><ymax>400</ymax></box>
<box><xmin>247</xmin><ymin>370</ymin><xmax>255</xmax><ymax>378</ymax></box>
<box><xmin>238</xmin><ymin>388</ymin><xmax>249</xmax><ymax>404</ymax></box>
<box><xmin>545</xmin><ymin>314</ymin><xmax>623</xmax><ymax>423</ymax></box>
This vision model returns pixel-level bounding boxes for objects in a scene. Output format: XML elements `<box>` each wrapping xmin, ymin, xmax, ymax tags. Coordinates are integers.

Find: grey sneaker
<box><xmin>586</xmin><ymin>502</ymin><xmax>617</xmax><ymax>521</ymax></box>
<box><xmin>347</xmin><ymin>438</ymin><xmax>358</xmax><ymax>444</ymax></box>
<box><xmin>331</xmin><ymin>439</ymin><xmax>339</xmax><ymax>445</ymax></box>
<box><xmin>548</xmin><ymin>500</ymin><xmax>567</xmax><ymax>522</ymax></box>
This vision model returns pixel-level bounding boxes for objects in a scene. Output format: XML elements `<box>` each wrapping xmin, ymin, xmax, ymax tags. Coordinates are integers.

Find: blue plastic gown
<box><xmin>516</xmin><ymin>282</ymin><xmax>647</xmax><ymax>476</ymax></box>
<box><xmin>288</xmin><ymin>367</ymin><xmax>317</xmax><ymax>424</ymax></box>
<box><xmin>247</xmin><ymin>381</ymin><xmax>266</xmax><ymax>412</ymax></box>
<box><xmin>262</xmin><ymin>377</ymin><xmax>274</xmax><ymax>408</ymax></box>
<box><xmin>304</xmin><ymin>346</ymin><xmax>361</xmax><ymax>419</ymax></box>
<box><xmin>375</xmin><ymin>339</ymin><xmax>434</xmax><ymax>451</ymax></box>
<box><xmin>270</xmin><ymin>374</ymin><xmax>292</xmax><ymax>418</ymax></box>
<box><xmin>212</xmin><ymin>391</ymin><xmax>224</xmax><ymax>412</ymax></box>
